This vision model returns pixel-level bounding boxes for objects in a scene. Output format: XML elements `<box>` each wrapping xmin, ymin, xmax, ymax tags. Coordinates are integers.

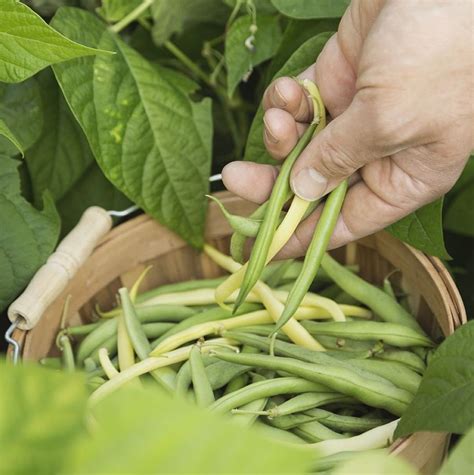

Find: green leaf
<box><xmin>444</xmin><ymin>158</ymin><xmax>474</xmax><ymax>237</ymax></box>
<box><xmin>225</xmin><ymin>14</ymin><xmax>282</xmax><ymax>97</ymax></box>
<box><xmin>271</xmin><ymin>0</ymin><xmax>349</xmax><ymax>19</ymax></box>
<box><xmin>0</xmin><ymin>0</ymin><xmax>105</xmax><ymax>83</ymax></box>
<box><xmin>224</xmin><ymin>0</ymin><xmax>277</xmax><ymax>14</ymax></box>
<box><xmin>386</xmin><ymin>198</ymin><xmax>449</xmax><ymax>259</ymax></box>
<box><xmin>25</xmin><ymin>69</ymin><xmax>94</xmax><ymax>204</ymax></box>
<box><xmin>96</xmin><ymin>0</ymin><xmax>142</xmax><ymax>22</ymax></box>
<box><xmin>0</xmin><ymin>118</ymin><xmax>23</xmax><ymax>155</ymax></box>
<box><xmin>67</xmin><ymin>385</ymin><xmax>313</xmax><ymax>474</ymax></box>
<box><xmin>444</xmin><ymin>186</ymin><xmax>474</xmax><ymax>237</ymax></box>
<box><xmin>395</xmin><ymin>320</ymin><xmax>474</xmax><ymax>438</ymax></box>
<box><xmin>0</xmin><ymin>78</ymin><xmax>43</xmax><ymax>156</ymax></box>
<box><xmin>244</xmin><ymin>32</ymin><xmax>332</xmax><ymax>164</ymax></box>
<box><xmin>0</xmin><ymin>157</ymin><xmax>60</xmax><ymax>311</ymax></box>
<box><xmin>151</xmin><ymin>0</ymin><xmax>230</xmax><ymax>45</ymax></box>
<box><xmin>439</xmin><ymin>427</ymin><xmax>474</xmax><ymax>475</ymax></box>
<box><xmin>52</xmin><ymin>7</ymin><xmax>213</xmax><ymax>247</ymax></box>
<box><xmin>332</xmin><ymin>450</ymin><xmax>418</xmax><ymax>475</ymax></box>
<box><xmin>266</xmin><ymin>18</ymin><xmax>338</xmax><ymax>80</ymax></box>
<box><xmin>57</xmin><ymin>163</ymin><xmax>131</xmax><ymax>235</ymax></box>
<box><xmin>0</xmin><ymin>360</ymin><xmax>87</xmax><ymax>475</ymax></box>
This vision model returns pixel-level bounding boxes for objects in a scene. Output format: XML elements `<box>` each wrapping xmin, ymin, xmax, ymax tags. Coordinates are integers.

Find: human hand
<box><xmin>223</xmin><ymin>0</ymin><xmax>473</xmax><ymax>258</ymax></box>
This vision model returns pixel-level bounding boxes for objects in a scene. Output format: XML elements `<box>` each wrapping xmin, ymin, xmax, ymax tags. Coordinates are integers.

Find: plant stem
<box><xmin>164</xmin><ymin>41</ymin><xmax>215</xmax><ymax>89</ymax></box>
<box><xmin>110</xmin><ymin>0</ymin><xmax>155</xmax><ymax>33</ymax></box>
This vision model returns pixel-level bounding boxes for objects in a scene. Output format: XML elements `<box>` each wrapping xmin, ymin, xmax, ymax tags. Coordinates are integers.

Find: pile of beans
<box><xmin>47</xmin><ymin>245</ymin><xmax>435</xmax><ymax>464</ymax></box>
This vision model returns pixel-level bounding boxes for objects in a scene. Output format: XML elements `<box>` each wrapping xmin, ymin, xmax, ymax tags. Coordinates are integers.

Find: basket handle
<box><xmin>8</xmin><ymin>206</ymin><xmax>113</xmax><ymax>330</ymax></box>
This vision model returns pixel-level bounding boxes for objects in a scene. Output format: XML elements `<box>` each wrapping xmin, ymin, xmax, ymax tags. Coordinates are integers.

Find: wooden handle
<box><xmin>8</xmin><ymin>207</ymin><xmax>113</xmax><ymax>330</ymax></box>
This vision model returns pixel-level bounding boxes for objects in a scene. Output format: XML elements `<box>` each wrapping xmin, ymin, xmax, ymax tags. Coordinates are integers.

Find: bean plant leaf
<box><xmin>0</xmin><ymin>157</ymin><xmax>60</xmax><ymax>312</ymax></box>
<box><xmin>0</xmin><ymin>78</ymin><xmax>43</xmax><ymax>156</ymax></box>
<box><xmin>331</xmin><ymin>450</ymin><xmax>418</xmax><ymax>475</ymax></box>
<box><xmin>0</xmin><ymin>361</ymin><xmax>88</xmax><ymax>475</ymax></box>
<box><xmin>151</xmin><ymin>0</ymin><xmax>230</xmax><ymax>45</ymax></box>
<box><xmin>444</xmin><ymin>158</ymin><xmax>474</xmax><ymax>237</ymax></box>
<box><xmin>0</xmin><ymin>0</ymin><xmax>106</xmax><ymax>83</ymax></box>
<box><xmin>225</xmin><ymin>14</ymin><xmax>282</xmax><ymax>97</ymax></box>
<box><xmin>244</xmin><ymin>32</ymin><xmax>332</xmax><ymax>164</ymax></box>
<box><xmin>271</xmin><ymin>0</ymin><xmax>350</xmax><ymax>19</ymax></box>
<box><xmin>386</xmin><ymin>198</ymin><xmax>449</xmax><ymax>259</ymax></box>
<box><xmin>395</xmin><ymin>320</ymin><xmax>474</xmax><ymax>438</ymax></box>
<box><xmin>57</xmin><ymin>163</ymin><xmax>131</xmax><ymax>235</ymax></box>
<box><xmin>96</xmin><ymin>0</ymin><xmax>142</xmax><ymax>22</ymax></box>
<box><xmin>439</xmin><ymin>427</ymin><xmax>474</xmax><ymax>475</ymax></box>
<box><xmin>0</xmin><ymin>119</ymin><xmax>23</xmax><ymax>155</ymax></box>
<box><xmin>266</xmin><ymin>18</ymin><xmax>338</xmax><ymax>80</ymax></box>
<box><xmin>52</xmin><ymin>7</ymin><xmax>213</xmax><ymax>247</ymax></box>
<box><xmin>25</xmin><ymin>69</ymin><xmax>94</xmax><ymax>205</ymax></box>
<box><xmin>67</xmin><ymin>384</ymin><xmax>313</xmax><ymax>474</ymax></box>
<box><xmin>224</xmin><ymin>0</ymin><xmax>277</xmax><ymax>14</ymax></box>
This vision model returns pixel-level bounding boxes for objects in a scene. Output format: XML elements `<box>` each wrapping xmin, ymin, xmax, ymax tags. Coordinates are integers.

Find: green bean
<box><xmin>224</xmin><ymin>373</ymin><xmax>250</xmax><ymax>395</ymax></box>
<box><xmin>210</xmin><ymin>376</ymin><xmax>327</xmax><ymax>413</ymax></box>
<box><xmin>237</xmin><ymin>325</ymin><xmax>292</xmax><ymax>342</ymax></box>
<box><xmin>87</xmin><ymin>376</ymin><xmax>106</xmax><ymax>391</ymax></box>
<box><xmin>206</xmin><ymin>360</ymin><xmax>250</xmax><ymax>390</ymax></box>
<box><xmin>212</xmin><ymin>352</ymin><xmax>412</xmax><ymax>416</ymax></box>
<box><xmin>314</xmin><ymin>335</ymin><xmax>376</xmax><ymax>353</ymax></box>
<box><xmin>300</xmin><ymin>321</ymin><xmax>433</xmax><ymax>348</ymax></box>
<box><xmin>265</xmin><ymin>259</ymin><xmax>295</xmax><ymax>288</ymax></box>
<box><xmin>267</xmin><ymin>392</ymin><xmax>354</xmax><ymax>418</ymax></box>
<box><xmin>232</xmin><ymin>398</ymin><xmax>268</xmax><ymax>427</ymax></box>
<box><xmin>222</xmin><ymin>331</ymin><xmax>368</xmax><ymax>364</ymax></box>
<box><xmin>150</xmin><ymin>303</ymin><xmax>261</xmax><ymax>349</ymax></box>
<box><xmin>375</xmin><ymin>350</ymin><xmax>426</xmax><ymax>374</ymax></box>
<box><xmin>230</xmin><ymin>231</ymin><xmax>248</xmax><ymax>265</ymax></box>
<box><xmin>76</xmin><ymin>305</ymin><xmax>194</xmax><ymax>364</ymax></box>
<box><xmin>350</xmin><ymin>359</ymin><xmax>422</xmax><ymax>395</ymax></box>
<box><xmin>142</xmin><ymin>322</ymin><xmax>175</xmax><ymax>339</ymax></box>
<box><xmin>334</xmin><ymin>291</ymin><xmax>360</xmax><ymax>306</ymax></box>
<box><xmin>318</xmin><ymin>283</ymin><xmax>342</xmax><ymax>300</ymax></box>
<box><xmin>267</xmin><ymin>412</ymin><xmax>316</xmax><ymax>430</ymax></box>
<box><xmin>120</xmin><ymin>287</ymin><xmax>176</xmax><ymax>392</ymax></box>
<box><xmin>254</xmin><ymin>422</ymin><xmax>306</xmax><ymax>445</ymax></box>
<box><xmin>383</xmin><ymin>277</ymin><xmax>397</xmax><ymax>300</ymax></box>
<box><xmin>190</xmin><ymin>345</ymin><xmax>215</xmax><ymax>407</ymax></box>
<box><xmin>58</xmin><ymin>334</ymin><xmax>75</xmax><ymax>372</ymax></box>
<box><xmin>234</xmin><ymin>124</ymin><xmax>318</xmax><ymax>311</ymax></box>
<box><xmin>88</xmin><ymin>336</ymin><xmax>117</xmax><ymax>365</ymax></box>
<box><xmin>312</xmin><ymin>450</ymin><xmax>386</xmax><ymax>473</ymax></box>
<box><xmin>39</xmin><ymin>357</ymin><xmax>62</xmax><ymax>369</ymax></box>
<box><xmin>137</xmin><ymin>278</ymin><xmax>226</xmax><ymax>303</ymax></box>
<box><xmin>321</xmin><ymin>253</ymin><xmax>424</xmax><ymax>333</ymax></box>
<box><xmin>276</xmin><ymin>180</ymin><xmax>348</xmax><ymax>332</ymax></box>
<box><xmin>293</xmin><ymin>420</ymin><xmax>347</xmax><ymax>443</ymax></box>
<box><xmin>207</xmin><ymin>194</ymin><xmax>262</xmax><ymax>237</ymax></box>
<box><xmin>305</xmin><ymin>408</ymin><xmax>391</xmax><ymax>434</ymax></box>
<box><xmin>64</xmin><ymin>321</ymin><xmax>102</xmax><ymax>337</ymax></box>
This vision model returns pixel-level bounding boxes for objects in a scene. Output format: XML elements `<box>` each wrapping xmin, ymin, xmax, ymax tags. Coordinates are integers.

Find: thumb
<box><xmin>290</xmin><ymin>95</ymin><xmax>395</xmax><ymax>201</ymax></box>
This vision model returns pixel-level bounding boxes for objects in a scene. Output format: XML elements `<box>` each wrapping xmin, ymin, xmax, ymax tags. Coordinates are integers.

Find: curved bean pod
<box><xmin>293</xmin><ymin>420</ymin><xmax>347</xmax><ymax>443</ymax></box>
<box><xmin>212</xmin><ymin>352</ymin><xmax>412</xmax><ymax>416</ymax></box>
<box><xmin>190</xmin><ymin>345</ymin><xmax>215</xmax><ymax>407</ymax></box>
<box><xmin>276</xmin><ymin>180</ymin><xmax>348</xmax><ymax>332</ymax></box>
<box><xmin>320</xmin><ymin>253</ymin><xmax>425</xmax><ymax>333</ymax></box>
<box><xmin>210</xmin><ymin>377</ymin><xmax>328</xmax><ymax>413</ymax></box>
<box><xmin>300</xmin><ymin>321</ymin><xmax>433</xmax><ymax>348</ymax></box>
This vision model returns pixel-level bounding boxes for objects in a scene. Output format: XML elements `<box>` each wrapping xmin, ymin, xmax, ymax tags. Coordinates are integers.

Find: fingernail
<box><xmin>263</xmin><ymin>118</ymin><xmax>279</xmax><ymax>144</ymax></box>
<box><xmin>273</xmin><ymin>83</ymin><xmax>287</xmax><ymax>108</ymax></box>
<box><xmin>292</xmin><ymin>168</ymin><xmax>327</xmax><ymax>201</ymax></box>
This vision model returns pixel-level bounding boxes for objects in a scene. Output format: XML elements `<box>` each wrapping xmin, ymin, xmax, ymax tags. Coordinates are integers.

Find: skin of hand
<box><xmin>222</xmin><ymin>0</ymin><xmax>474</xmax><ymax>258</ymax></box>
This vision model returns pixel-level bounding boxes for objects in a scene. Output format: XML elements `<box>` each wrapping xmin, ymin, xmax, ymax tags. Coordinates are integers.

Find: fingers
<box><xmin>263</xmin><ymin>76</ymin><xmax>314</xmax><ymax>122</ymax></box>
<box><xmin>221</xmin><ymin>161</ymin><xmax>278</xmax><ymax>204</ymax></box>
<box><xmin>263</xmin><ymin>108</ymin><xmax>308</xmax><ymax>160</ymax></box>
<box><xmin>289</xmin><ymin>91</ymin><xmax>406</xmax><ymax>202</ymax></box>
<box><xmin>276</xmin><ymin>170</ymin><xmax>412</xmax><ymax>259</ymax></box>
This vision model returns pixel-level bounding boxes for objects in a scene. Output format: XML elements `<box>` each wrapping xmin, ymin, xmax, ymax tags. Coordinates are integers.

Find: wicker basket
<box><xmin>11</xmin><ymin>191</ymin><xmax>466</xmax><ymax>475</ymax></box>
